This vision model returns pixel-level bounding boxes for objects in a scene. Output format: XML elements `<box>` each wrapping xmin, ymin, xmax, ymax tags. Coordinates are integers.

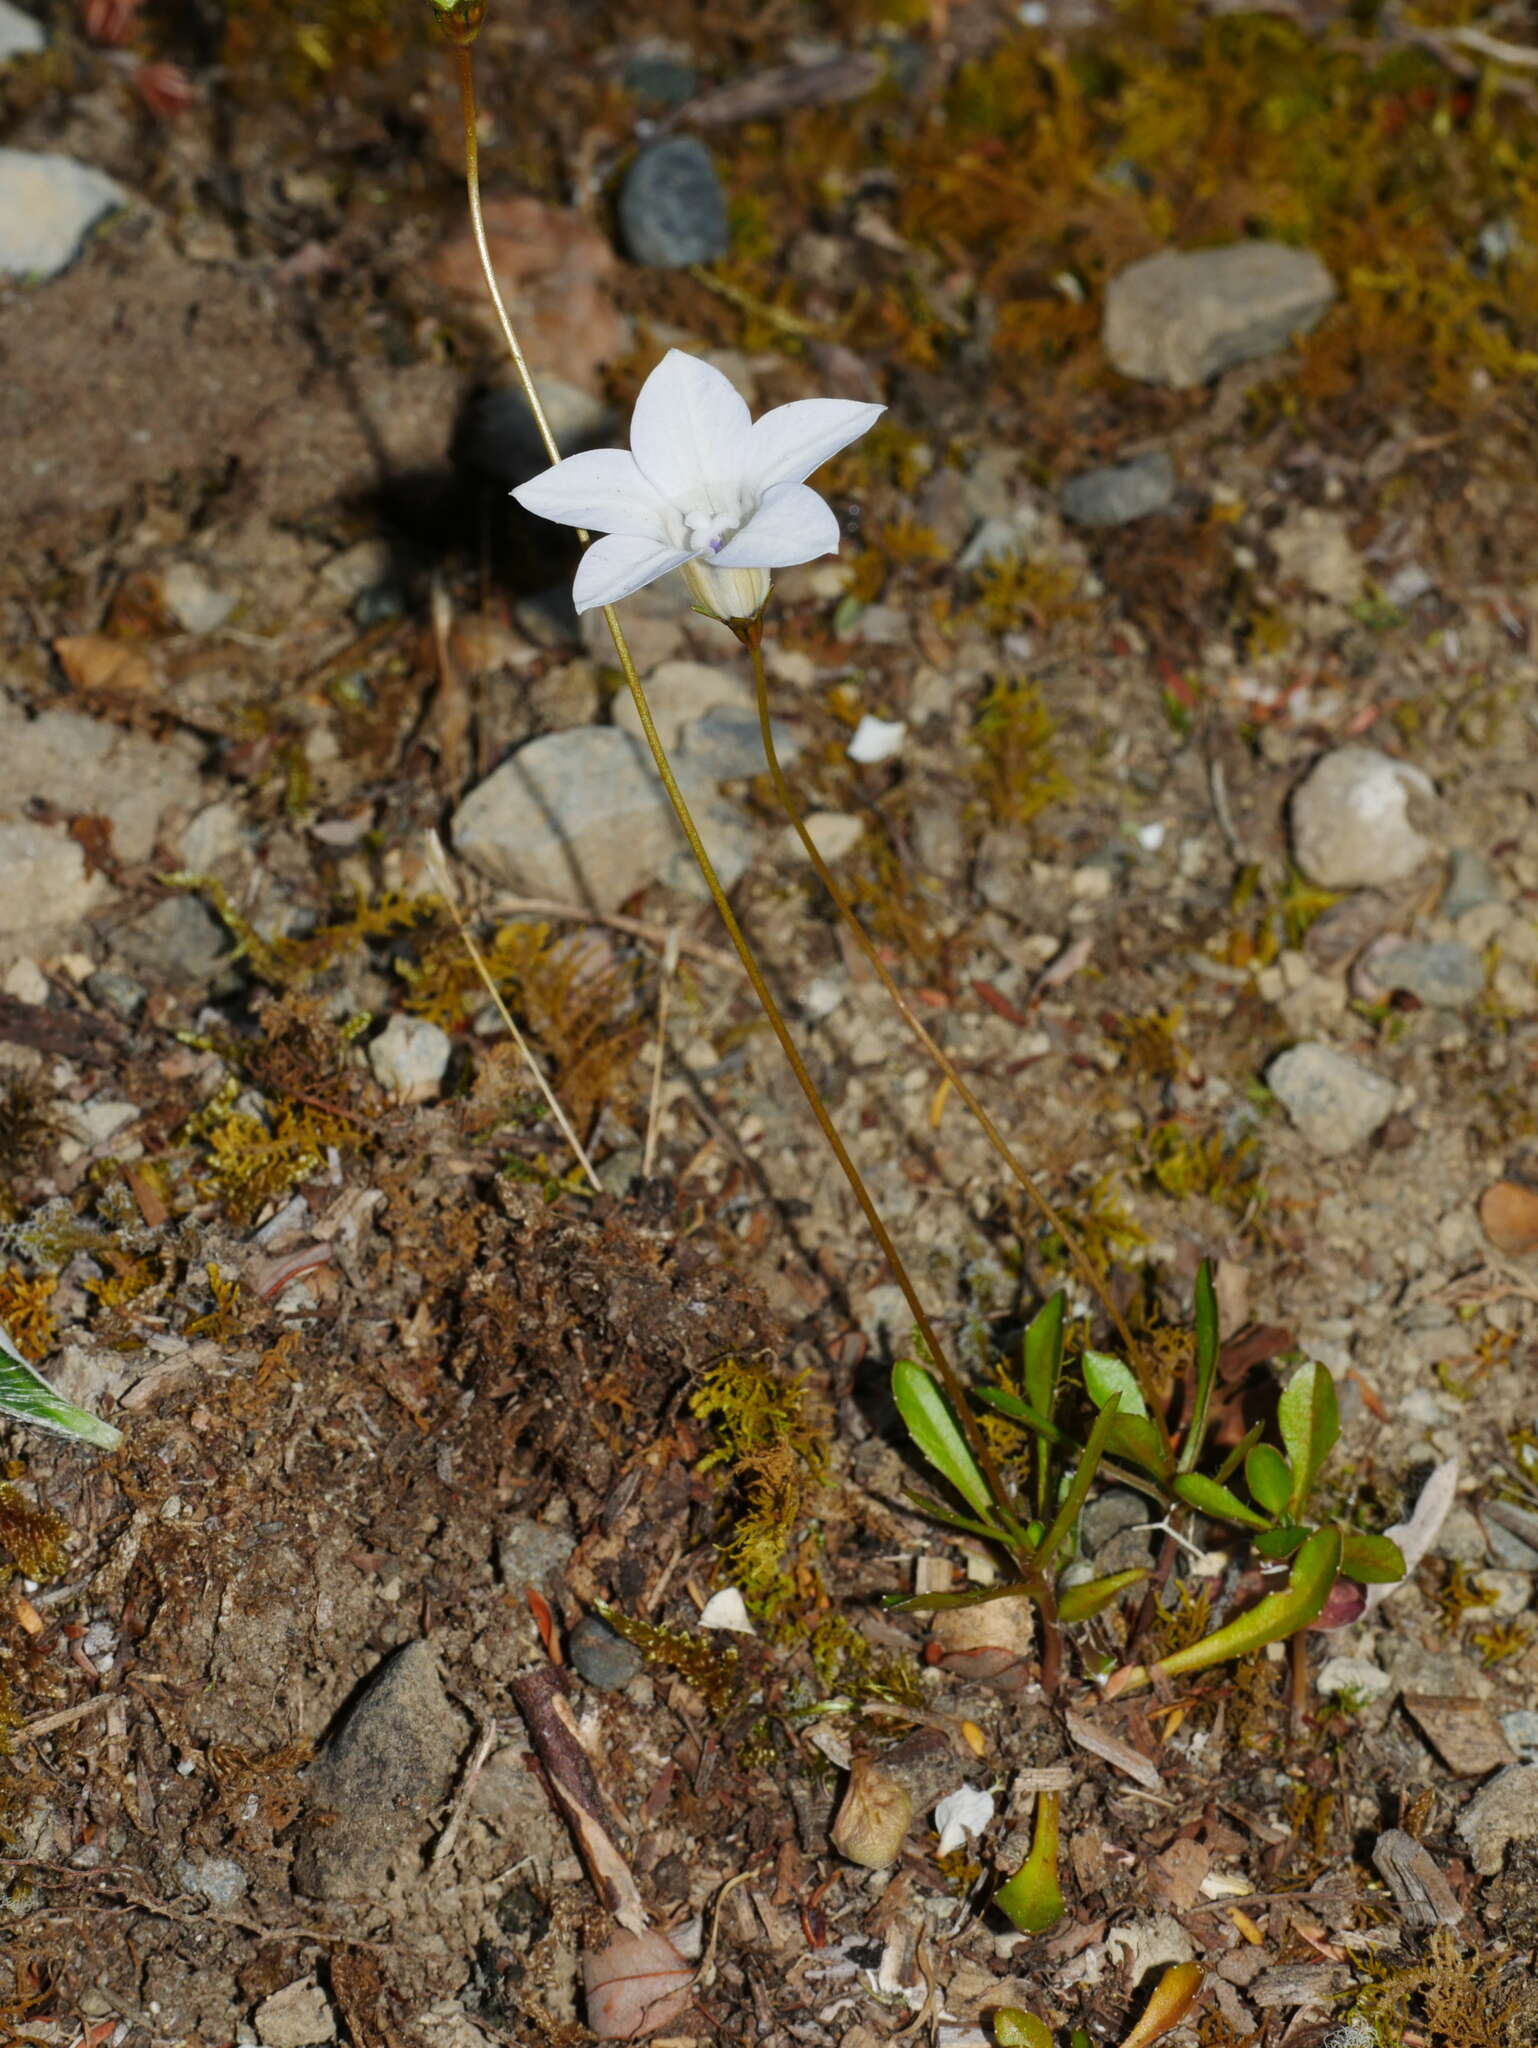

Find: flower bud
<box><xmin>427</xmin><ymin>0</ymin><xmax>487</xmax><ymax>43</ymax></box>
<box><xmin>830</xmin><ymin>1757</ymin><xmax>913</xmax><ymax>1869</ymax></box>
<box><xmin>682</xmin><ymin>558</ymin><xmax>770</xmax><ymax>625</ymax></box>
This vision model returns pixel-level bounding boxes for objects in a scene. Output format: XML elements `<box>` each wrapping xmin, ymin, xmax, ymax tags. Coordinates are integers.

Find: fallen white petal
<box><xmin>1362</xmin><ymin>1455</ymin><xmax>1458</xmax><ymax>1617</ymax></box>
<box><xmin>629</xmin><ymin>349</ymin><xmax>753</xmax><ymax>506</ymax></box>
<box><xmin>572</xmin><ymin>534</ymin><xmax>694</xmax><ymax>613</ymax></box>
<box><xmin>847</xmin><ymin>714</ymin><xmax>907</xmax><ymax>765</ymax></box>
<box><xmin>698</xmin><ymin>1587</ymin><xmax>757</xmax><ymax>1635</ymax></box>
<box><xmin>933</xmin><ymin>1786</ymin><xmax>993</xmax><ymax>1858</ymax></box>
<box><xmin>511</xmin><ymin>448</ymin><xmax>674</xmax><ymax>543</ymax></box>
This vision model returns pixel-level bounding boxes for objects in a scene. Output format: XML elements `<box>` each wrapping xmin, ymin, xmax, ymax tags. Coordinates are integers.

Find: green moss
<box><xmin>689</xmin><ymin>1355</ymin><xmax>827</xmax><ymax>1620</ymax></box>
<box><xmin>971</xmin><ymin>676</ymin><xmax>1073</xmax><ymax>828</ymax></box>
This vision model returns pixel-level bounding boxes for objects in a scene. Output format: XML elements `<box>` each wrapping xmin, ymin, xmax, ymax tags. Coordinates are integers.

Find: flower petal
<box><xmin>745</xmin><ymin>397</ymin><xmax>885</xmax><ymax>493</ymax></box>
<box><xmin>629</xmin><ymin>349</ymin><xmax>753</xmax><ymax>505</ymax></box>
<box><xmin>711</xmin><ymin>482</ymin><xmax>840</xmax><ymax>568</ymax></box>
<box><xmin>571</xmin><ymin>533</ymin><xmax>694</xmax><ymax>613</ymax></box>
<box><xmin>512</xmin><ymin>449</ymin><xmax>674</xmax><ymax>542</ymax></box>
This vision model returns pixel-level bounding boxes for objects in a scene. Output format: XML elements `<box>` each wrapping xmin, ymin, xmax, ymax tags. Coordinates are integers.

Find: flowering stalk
<box><xmin>434</xmin><ymin>13</ymin><xmax>1010</xmax><ymax>1508</ymax></box>
<box><xmin>733</xmin><ymin>616</ymin><xmax>1161</xmax><ymax>1422</ymax></box>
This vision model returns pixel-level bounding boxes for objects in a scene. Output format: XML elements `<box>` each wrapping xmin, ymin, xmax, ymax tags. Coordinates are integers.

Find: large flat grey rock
<box><xmin>0</xmin><ymin>3</ymin><xmax>45</xmax><ymax>61</ymax></box>
<box><xmin>1104</xmin><ymin>242</ymin><xmax>1335</xmax><ymax>389</ymax></box>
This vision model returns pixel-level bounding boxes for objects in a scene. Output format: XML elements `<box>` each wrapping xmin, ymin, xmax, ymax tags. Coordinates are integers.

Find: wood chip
<box><xmin>1373</xmin><ymin>1827</ymin><xmax>1464</xmax><ymax>1928</ymax></box>
<box><xmin>1153</xmin><ymin>1836</ymin><xmax>1212</xmax><ymax>1911</ymax></box>
<box><xmin>1064</xmin><ymin>1708</ymin><xmax>1164</xmax><ymax>1791</ymax></box>
<box><xmin>1403</xmin><ymin>1692</ymin><xmax>1517</xmax><ymax>1777</ymax></box>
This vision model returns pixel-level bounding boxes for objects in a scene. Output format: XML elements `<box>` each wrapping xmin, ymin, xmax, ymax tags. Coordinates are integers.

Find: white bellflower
<box><xmin>511</xmin><ymin>349</ymin><xmax>883</xmax><ymax>622</ymax></box>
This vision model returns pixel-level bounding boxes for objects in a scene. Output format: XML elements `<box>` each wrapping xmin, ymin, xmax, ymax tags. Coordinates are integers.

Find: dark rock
<box><xmin>1058</xmin><ymin>450</ymin><xmax>1175</xmax><ymax>527</ymax></box>
<box><xmin>569</xmin><ymin>1613</ymin><xmax>643</xmax><ymax>1691</ymax></box>
<box><xmin>623</xmin><ymin>49</ymin><xmax>697</xmax><ymax>106</ymax></box>
<box><xmin>619</xmin><ymin>138</ymin><xmax>730</xmax><ymax>269</ymax></box>
<box><xmin>291</xmin><ymin>1642</ymin><xmax>466</xmax><ymax>1900</ymax></box>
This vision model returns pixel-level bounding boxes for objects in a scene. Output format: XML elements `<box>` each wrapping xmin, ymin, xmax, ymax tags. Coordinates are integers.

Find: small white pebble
<box><xmin>847</xmin><ymin>714</ymin><xmax>907</xmax><ymax>765</ymax></box>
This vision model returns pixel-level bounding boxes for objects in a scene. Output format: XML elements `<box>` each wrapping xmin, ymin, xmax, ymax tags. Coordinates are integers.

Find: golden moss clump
<box><xmin>0</xmin><ymin>1480</ymin><xmax>69</xmax><ymax>1582</ymax></box>
<box><xmin>1351</xmin><ymin>1927</ymin><xmax>1538</xmax><ymax>2047</ymax></box>
<box><xmin>596</xmin><ymin>1606</ymin><xmax>742</xmax><ymax>1719</ymax></box>
<box><xmin>689</xmin><ymin>1355</ymin><xmax>828</xmax><ymax>1622</ymax></box>
<box><xmin>221</xmin><ymin>0</ymin><xmax>426</xmax><ymax>102</ymax></box>
<box><xmin>971</xmin><ymin>676</ymin><xmax>1073</xmax><ymax>830</ymax></box>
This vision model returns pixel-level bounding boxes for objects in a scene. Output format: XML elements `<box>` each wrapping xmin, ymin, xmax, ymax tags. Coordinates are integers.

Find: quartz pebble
<box><xmin>0</xmin><ymin>148</ymin><xmax>125</xmax><ymax>279</ymax></box>
<box><xmin>1289</xmin><ymin>745</ymin><xmax>1437</xmax><ymax>889</ymax></box>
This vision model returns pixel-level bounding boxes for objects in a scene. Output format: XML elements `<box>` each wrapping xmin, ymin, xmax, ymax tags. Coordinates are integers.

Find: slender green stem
<box><xmin>446</xmin><ymin>35</ymin><xmax>1012</xmax><ymax>1522</ymax></box>
<box><xmin>740</xmin><ymin>626</ymin><xmax>1166</xmax><ymax>1445</ymax></box>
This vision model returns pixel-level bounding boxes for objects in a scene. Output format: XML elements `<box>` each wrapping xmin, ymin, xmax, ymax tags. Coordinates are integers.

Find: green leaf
<box><xmin>1339</xmin><ymin>1529</ymin><xmax>1406</xmax><ymax>1585</ymax></box>
<box><xmin>0</xmin><ymin>1322</ymin><xmax>122</xmax><ymax>1452</ymax></box>
<box><xmin>1172</xmin><ymin>1470</ymin><xmax>1270</xmax><ymax>1530</ymax></box>
<box><xmin>1254</xmin><ymin>1522</ymin><xmax>1310</xmax><ymax>1560</ymax></box>
<box><xmin>1105</xmin><ymin>1411</ymin><xmax>1171</xmax><ymax>1480</ymax></box>
<box><xmin>1245</xmin><ymin>1443</ymin><xmax>1293</xmax><ymax>1518</ymax></box>
<box><xmin>1212</xmin><ymin>1420</ymin><xmax>1264</xmax><ymax>1487</ymax></box>
<box><xmin>1038</xmin><ymin>1393</ymin><xmax>1120</xmax><ymax>1569</ymax></box>
<box><xmin>1083</xmin><ymin>1350</ymin><xmax>1147</xmax><ymax>1418</ymax></box>
<box><xmin>993</xmin><ymin>2012</ymin><xmax>1053</xmax><ymax>2048</ymax></box>
<box><xmin>973</xmin><ymin>1385</ymin><xmax>1072</xmax><ymax>1448</ymax></box>
<box><xmin>885</xmin><ymin>1580</ymin><xmax>1038</xmax><ymax>1614</ymax></box>
<box><xmin>994</xmin><ymin>1791</ymin><xmax>1064</xmax><ymax>1934</ymax></box>
<box><xmin>1277</xmin><ymin>1361</ymin><xmax>1339</xmax><ymax>1517</ymax></box>
<box><xmin>1150</xmin><ymin>1525</ymin><xmax>1343</xmax><ymax>1683</ymax></box>
<box><xmin>901</xmin><ymin>1491</ymin><xmax>1011</xmax><ymax>1544</ymax></box>
<box><xmin>892</xmin><ymin>1360</ymin><xmax>994</xmax><ymax>1520</ymax></box>
<box><xmin>1057</xmin><ymin>1566</ymin><xmax>1148</xmax><ymax>1623</ymax></box>
<box><xmin>1178</xmin><ymin>1259</ymin><xmax>1220</xmax><ymax>1474</ymax></box>
<box><xmin>1022</xmin><ymin>1291</ymin><xmax>1066</xmax><ymax>1514</ymax></box>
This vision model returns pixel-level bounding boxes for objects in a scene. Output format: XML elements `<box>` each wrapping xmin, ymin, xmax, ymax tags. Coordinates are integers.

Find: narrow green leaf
<box><xmin>884</xmin><ymin>1580</ymin><xmax>1038</xmax><ymax>1614</ymax></box>
<box><xmin>1057</xmin><ymin>1566</ymin><xmax>1148</xmax><ymax>1623</ymax></box>
<box><xmin>1083</xmin><ymin>1350</ymin><xmax>1148</xmax><ymax>1418</ymax></box>
<box><xmin>1253</xmin><ymin>1522</ymin><xmax>1310</xmax><ymax>1560</ymax></box>
<box><xmin>1023</xmin><ymin>1290</ymin><xmax>1066</xmax><ymax>1515</ymax></box>
<box><xmin>1212</xmin><ymin>1420</ymin><xmax>1264</xmax><ymax>1487</ymax></box>
<box><xmin>900</xmin><ymin>1490</ymin><xmax>1008</xmax><ymax>1544</ymax></box>
<box><xmin>0</xmin><ymin>1324</ymin><xmax>122</xmax><ymax>1452</ymax></box>
<box><xmin>1178</xmin><ymin>1258</ymin><xmax>1220</xmax><ymax>1474</ymax></box>
<box><xmin>1245</xmin><ymin>1443</ymin><xmax>1293</xmax><ymax>1518</ymax></box>
<box><xmin>1339</xmin><ymin>1529</ymin><xmax>1406</xmax><ymax>1585</ymax></box>
<box><xmin>1038</xmin><ymin>1394</ymin><xmax>1120</xmax><ymax>1569</ymax></box>
<box><xmin>1277</xmin><ymin>1361</ymin><xmax>1339</xmax><ymax>1517</ymax></box>
<box><xmin>973</xmin><ymin>1385</ymin><xmax>1072</xmax><ymax>1447</ymax></box>
<box><xmin>1172</xmin><ymin>1470</ymin><xmax>1270</xmax><ymax>1530</ymax></box>
<box><xmin>892</xmin><ymin>1360</ymin><xmax>994</xmax><ymax>1520</ymax></box>
<box><xmin>1151</xmin><ymin>1525</ymin><xmax>1342</xmax><ymax>1682</ymax></box>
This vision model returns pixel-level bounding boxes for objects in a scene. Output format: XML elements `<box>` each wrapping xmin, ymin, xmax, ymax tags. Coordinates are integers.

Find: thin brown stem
<box><xmin>445</xmin><ymin>35</ymin><xmax>1008</xmax><ymax>1514</ymax></box>
<box><xmin>740</xmin><ymin>624</ymin><xmax>1163</xmax><ymax>1439</ymax></box>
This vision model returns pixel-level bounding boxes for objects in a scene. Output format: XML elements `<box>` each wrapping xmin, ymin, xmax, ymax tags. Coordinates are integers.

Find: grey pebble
<box><xmin>85</xmin><ymin>968</ymin><xmax>148</xmax><ymax>1023</ymax></box>
<box><xmin>1267</xmin><ymin>1041</ymin><xmax>1397</xmax><ymax>1157</ymax></box>
<box><xmin>116</xmin><ymin>895</ymin><xmax>229</xmax><ymax>990</ymax></box>
<box><xmin>497</xmin><ymin>1517</ymin><xmax>576</xmax><ymax>1594</ymax></box>
<box><xmin>1501</xmin><ymin>1711</ymin><xmax>1538</xmax><ymax>1758</ymax></box>
<box><xmin>569</xmin><ymin>1613</ymin><xmax>644</xmax><ymax>1691</ymax></box>
<box><xmin>1058</xmin><ymin>450</ymin><xmax>1175</xmax><ymax>527</ymax></box>
<box><xmin>1359</xmin><ymin>937</ymin><xmax>1484</xmax><ymax>1009</ymax></box>
<box><xmin>291</xmin><ymin>1641</ymin><xmax>466</xmax><ymax>1900</ymax></box>
<box><xmin>619</xmin><ymin>138</ymin><xmax>730</xmax><ymax>268</ymax></box>
<box><xmin>1441</xmin><ymin>846</ymin><xmax>1501</xmax><ymax>921</ymax></box>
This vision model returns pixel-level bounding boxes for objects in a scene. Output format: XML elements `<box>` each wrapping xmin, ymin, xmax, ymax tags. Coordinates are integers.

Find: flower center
<box><xmin>679</xmin><ymin>482</ymin><xmax>754</xmax><ymax>557</ymax></box>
